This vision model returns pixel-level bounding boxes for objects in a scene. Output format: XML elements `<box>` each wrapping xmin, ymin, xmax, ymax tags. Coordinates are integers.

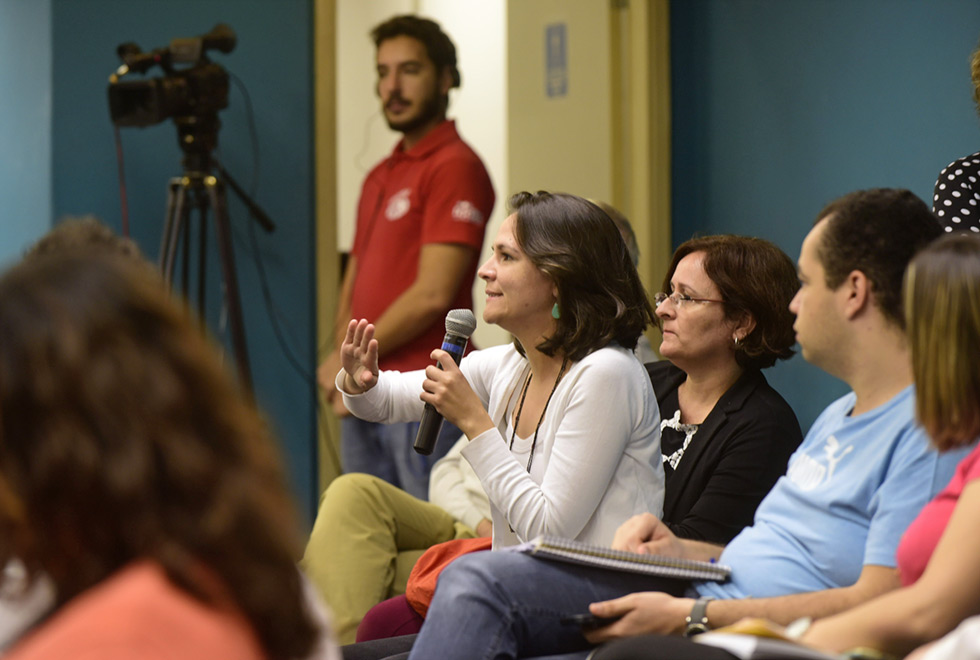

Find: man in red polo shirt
<box><xmin>318</xmin><ymin>15</ymin><xmax>495</xmax><ymax>500</ymax></box>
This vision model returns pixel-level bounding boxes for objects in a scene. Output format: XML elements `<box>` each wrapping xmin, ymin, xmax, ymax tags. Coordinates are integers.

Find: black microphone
<box><xmin>414</xmin><ymin>309</ymin><xmax>478</xmax><ymax>455</ymax></box>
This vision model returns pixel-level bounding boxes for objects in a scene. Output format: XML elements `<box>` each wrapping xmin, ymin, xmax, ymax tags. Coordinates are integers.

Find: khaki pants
<box><xmin>302</xmin><ymin>473</ymin><xmax>476</xmax><ymax>644</ymax></box>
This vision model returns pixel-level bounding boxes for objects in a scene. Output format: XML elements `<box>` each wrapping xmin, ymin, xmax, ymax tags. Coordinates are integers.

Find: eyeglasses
<box><xmin>654</xmin><ymin>292</ymin><xmax>725</xmax><ymax>308</ymax></box>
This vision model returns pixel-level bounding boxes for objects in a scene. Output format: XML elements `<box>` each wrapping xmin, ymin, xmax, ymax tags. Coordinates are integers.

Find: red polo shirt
<box><xmin>350</xmin><ymin>120</ymin><xmax>494</xmax><ymax>371</ymax></box>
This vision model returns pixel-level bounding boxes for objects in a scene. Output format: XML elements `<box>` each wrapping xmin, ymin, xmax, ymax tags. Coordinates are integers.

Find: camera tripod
<box><xmin>158</xmin><ymin>115</ymin><xmax>275</xmax><ymax>395</ymax></box>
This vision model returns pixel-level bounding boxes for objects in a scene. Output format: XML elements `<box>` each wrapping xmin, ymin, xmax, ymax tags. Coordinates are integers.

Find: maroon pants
<box><xmin>356</xmin><ymin>595</ymin><xmax>424</xmax><ymax>643</ymax></box>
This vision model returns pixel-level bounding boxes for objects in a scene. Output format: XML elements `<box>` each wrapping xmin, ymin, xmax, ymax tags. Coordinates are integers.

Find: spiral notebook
<box><xmin>507</xmin><ymin>535</ymin><xmax>731</xmax><ymax>581</ymax></box>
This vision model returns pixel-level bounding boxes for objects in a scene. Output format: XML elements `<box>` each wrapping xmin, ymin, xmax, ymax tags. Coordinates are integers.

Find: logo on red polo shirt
<box><xmin>451</xmin><ymin>200</ymin><xmax>484</xmax><ymax>225</ymax></box>
<box><xmin>385</xmin><ymin>189</ymin><xmax>412</xmax><ymax>220</ymax></box>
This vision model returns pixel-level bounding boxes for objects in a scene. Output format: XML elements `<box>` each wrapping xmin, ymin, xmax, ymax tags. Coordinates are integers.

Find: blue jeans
<box><xmin>341</xmin><ymin>417</ymin><xmax>458</xmax><ymax>501</ymax></box>
<box><xmin>406</xmin><ymin>551</ymin><xmax>690</xmax><ymax>660</ymax></box>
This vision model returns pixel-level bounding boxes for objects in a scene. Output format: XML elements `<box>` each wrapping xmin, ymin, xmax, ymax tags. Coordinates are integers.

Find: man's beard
<box><xmin>384</xmin><ymin>89</ymin><xmax>444</xmax><ymax>134</ymax></box>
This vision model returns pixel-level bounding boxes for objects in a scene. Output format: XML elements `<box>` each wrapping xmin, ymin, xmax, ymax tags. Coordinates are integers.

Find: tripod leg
<box><xmin>161</xmin><ymin>180</ymin><xmax>189</xmax><ymax>286</ymax></box>
<box><xmin>195</xmin><ymin>191</ymin><xmax>209</xmax><ymax>320</ymax></box>
<box><xmin>206</xmin><ymin>177</ymin><xmax>253</xmax><ymax>395</ymax></box>
<box><xmin>159</xmin><ymin>179</ymin><xmax>179</xmax><ymax>278</ymax></box>
<box><xmin>181</xmin><ymin>207</ymin><xmax>191</xmax><ymax>300</ymax></box>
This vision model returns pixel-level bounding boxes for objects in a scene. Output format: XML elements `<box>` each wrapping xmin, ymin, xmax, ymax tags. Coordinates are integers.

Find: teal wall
<box><xmin>0</xmin><ymin>0</ymin><xmax>52</xmax><ymax>264</ymax></box>
<box><xmin>671</xmin><ymin>0</ymin><xmax>980</xmax><ymax>431</ymax></box>
<box><xmin>50</xmin><ymin>0</ymin><xmax>318</xmax><ymax>521</ymax></box>
<box><xmin>7</xmin><ymin>0</ymin><xmax>980</xmax><ymax>515</ymax></box>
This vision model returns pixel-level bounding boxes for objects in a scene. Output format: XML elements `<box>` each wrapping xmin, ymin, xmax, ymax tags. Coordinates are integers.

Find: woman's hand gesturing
<box><xmin>340</xmin><ymin>319</ymin><xmax>379</xmax><ymax>394</ymax></box>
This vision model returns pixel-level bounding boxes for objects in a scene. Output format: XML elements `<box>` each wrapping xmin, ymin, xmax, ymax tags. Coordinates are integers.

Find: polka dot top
<box><xmin>933</xmin><ymin>151</ymin><xmax>980</xmax><ymax>233</ymax></box>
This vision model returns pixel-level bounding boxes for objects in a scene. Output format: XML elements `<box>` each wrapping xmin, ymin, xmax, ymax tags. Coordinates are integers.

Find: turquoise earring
<box><xmin>551</xmin><ymin>303</ymin><xmax>560</xmax><ymax>319</ymax></box>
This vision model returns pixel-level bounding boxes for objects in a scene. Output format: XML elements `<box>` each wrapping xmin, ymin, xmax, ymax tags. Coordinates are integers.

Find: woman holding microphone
<box><xmin>336</xmin><ymin>191</ymin><xmax>664</xmax><ymax>549</ymax></box>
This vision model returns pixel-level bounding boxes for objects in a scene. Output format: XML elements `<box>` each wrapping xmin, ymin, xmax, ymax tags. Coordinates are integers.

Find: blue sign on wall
<box><xmin>545</xmin><ymin>23</ymin><xmax>567</xmax><ymax>98</ymax></box>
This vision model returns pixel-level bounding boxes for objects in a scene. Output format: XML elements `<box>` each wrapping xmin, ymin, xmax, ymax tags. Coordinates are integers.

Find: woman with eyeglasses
<box><xmin>645</xmin><ymin>235</ymin><xmax>802</xmax><ymax>543</ymax></box>
<box><xmin>587</xmin><ymin>234</ymin><xmax>980</xmax><ymax>660</ymax></box>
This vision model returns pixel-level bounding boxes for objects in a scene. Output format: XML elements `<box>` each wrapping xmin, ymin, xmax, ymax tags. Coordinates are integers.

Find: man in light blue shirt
<box><xmin>385</xmin><ymin>189</ymin><xmax>967</xmax><ymax>660</ymax></box>
<box><xmin>696</xmin><ymin>385</ymin><xmax>946</xmax><ymax>602</ymax></box>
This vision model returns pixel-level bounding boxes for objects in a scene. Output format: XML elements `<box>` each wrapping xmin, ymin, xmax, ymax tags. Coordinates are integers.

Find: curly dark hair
<box><xmin>24</xmin><ymin>216</ymin><xmax>141</xmax><ymax>261</ymax></box>
<box><xmin>372</xmin><ymin>15</ymin><xmax>461</xmax><ymax>88</ymax></box>
<box><xmin>815</xmin><ymin>188</ymin><xmax>942</xmax><ymax>329</ymax></box>
<box><xmin>660</xmin><ymin>235</ymin><xmax>798</xmax><ymax>370</ymax></box>
<box><xmin>0</xmin><ymin>253</ymin><xmax>317</xmax><ymax>659</ymax></box>
<box><xmin>508</xmin><ymin>191</ymin><xmax>656</xmax><ymax>362</ymax></box>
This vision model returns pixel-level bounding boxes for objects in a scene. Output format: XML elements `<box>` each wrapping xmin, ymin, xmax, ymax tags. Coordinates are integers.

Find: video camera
<box><xmin>107</xmin><ymin>24</ymin><xmax>235</xmax><ymax>129</ymax></box>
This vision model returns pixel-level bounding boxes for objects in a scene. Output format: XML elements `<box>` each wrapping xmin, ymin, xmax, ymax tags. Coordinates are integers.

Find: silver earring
<box><xmin>733</xmin><ymin>335</ymin><xmax>741</xmax><ymax>347</ymax></box>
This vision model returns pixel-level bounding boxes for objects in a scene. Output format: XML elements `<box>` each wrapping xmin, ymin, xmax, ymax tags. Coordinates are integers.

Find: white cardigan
<box><xmin>340</xmin><ymin>343</ymin><xmax>664</xmax><ymax>548</ymax></box>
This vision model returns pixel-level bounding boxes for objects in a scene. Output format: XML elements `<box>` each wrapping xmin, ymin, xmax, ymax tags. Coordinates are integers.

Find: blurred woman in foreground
<box><xmin>0</xmin><ymin>252</ymin><xmax>326</xmax><ymax>660</ymax></box>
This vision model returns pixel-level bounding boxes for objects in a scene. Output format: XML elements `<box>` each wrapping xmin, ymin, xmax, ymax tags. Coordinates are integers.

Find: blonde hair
<box><xmin>905</xmin><ymin>234</ymin><xmax>980</xmax><ymax>450</ymax></box>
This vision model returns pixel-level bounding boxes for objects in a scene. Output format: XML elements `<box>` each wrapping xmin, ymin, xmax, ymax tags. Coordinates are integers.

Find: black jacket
<box><xmin>647</xmin><ymin>361</ymin><xmax>802</xmax><ymax>546</ymax></box>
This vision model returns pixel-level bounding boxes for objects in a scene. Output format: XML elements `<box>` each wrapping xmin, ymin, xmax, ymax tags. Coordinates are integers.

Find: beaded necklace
<box><xmin>508</xmin><ymin>357</ymin><xmax>570</xmax><ymax>474</ymax></box>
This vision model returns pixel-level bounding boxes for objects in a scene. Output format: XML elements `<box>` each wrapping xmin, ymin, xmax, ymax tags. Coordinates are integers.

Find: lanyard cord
<box><xmin>508</xmin><ymin>357</ymin><xmax>570</xmax><ymax>474</ymax></box>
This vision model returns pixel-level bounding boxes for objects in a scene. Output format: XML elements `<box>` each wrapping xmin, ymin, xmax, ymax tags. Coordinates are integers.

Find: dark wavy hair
<box><xmin>508</xmin><ymin>191</ymin><xmax>656</xmax><ymax>362</ymax></box>
<box><xmin>0</xmin><ymin>253</ymin><xmax>317</xmax><ymax>659</ymax></box>
<box><xmin>815</xmin><ymin>188</ymin><xmax>941</xmax><ymax>329</ymax></box>
<box><xmin>660</xmin><ymin>235</ymin><xmax>797</xmax><ymax>370</ymax></box>
<box><xmin>372</xmin><ymin>15</ymin><xmax>461</xmax><ymax>88</ymax></box>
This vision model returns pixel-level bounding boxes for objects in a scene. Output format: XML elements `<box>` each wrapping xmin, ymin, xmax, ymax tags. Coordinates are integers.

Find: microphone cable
<box><xmin>113</xmin><ymin>125</ymin><xmax>130</xmax><ymax>237</ymax></box>
<box><xmin>227</xmin><ymin>70</ymin><xmax>315</xmax><ymax>385</ymax></box>
<box><xmin>227</xmin><ymin>69</ymin><xmax>342</xmax><ymax>482</ymax></box>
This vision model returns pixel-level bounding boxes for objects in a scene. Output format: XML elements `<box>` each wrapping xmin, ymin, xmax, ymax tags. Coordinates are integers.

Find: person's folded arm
<box><xmin>706</xmin><ymin>563</ymin><xmax>900</xmax><ymax>627</ymax></box>
<box><xmin>369</xmin><ymin>243</ymin><xmax>478</xmax><ymax>357</ymax></box>
<box><xmin>584</xmin><ymin>563</ymin><xmax>899</xmax><ymax>643</ymax></box>
<box><xmin>611</xmin><ymin>512</ymin><xmax>725</xmax><ymax>562</ymax></box>
<box><xmin>802</xmin><ymin>479</ymin><xmax>980</xmax><ymax>656</ymax></box>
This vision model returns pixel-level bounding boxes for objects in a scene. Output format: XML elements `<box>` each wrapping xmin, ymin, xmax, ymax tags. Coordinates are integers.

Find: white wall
<box><xmin>335</xmin><ymin>0</ymin><xmax>413</xmax><ymax>251</ymax></box>
<box><xmin>424</xmin><ymin>0</ymin><xmax>509</xmax><ymax>348</ymax></box>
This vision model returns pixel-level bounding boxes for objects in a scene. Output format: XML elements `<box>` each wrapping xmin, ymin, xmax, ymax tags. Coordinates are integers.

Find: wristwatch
<box><xmin>684</xmin><ymin>597</ymin><xmax>715</xmax><ymax>637</ymax></box>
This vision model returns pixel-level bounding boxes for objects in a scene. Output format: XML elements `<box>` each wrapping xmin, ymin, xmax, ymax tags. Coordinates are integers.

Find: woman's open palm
<box><xmin>340</xmin><ymin>319</ymin><xmax>379</xmax><ymax>392</ymax></box>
